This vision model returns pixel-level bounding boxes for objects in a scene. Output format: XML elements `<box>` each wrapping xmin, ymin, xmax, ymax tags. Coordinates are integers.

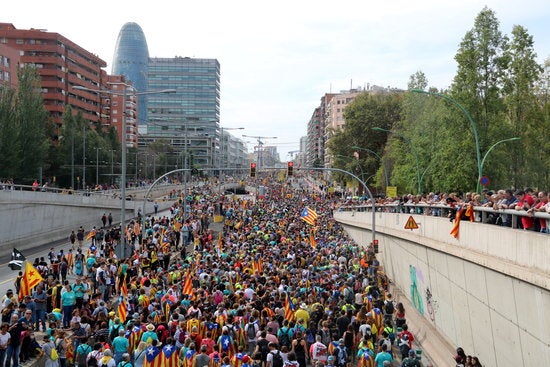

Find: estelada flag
<box><xmin>144</xmin><ymin>345</ymin><xmax>163</xmax><ymax>367</ymax></box>
<box><xmin>19</xmin><ymin>262</ymin><xmax>43</xmax><ymax>299</ymax></box>
<box><xmin>284</xmin><ymin>294</ymin><xmax>296</xmax><ymax>322</ymax></box>
<box><xmin>120</xmin><ymin>275</ymin><xmax>128</xmax><ymax>298</ymax></box>
<box><xmin>161</xmin><ymin>344</ymin><xmax>179</xmax><ymax>367</ymax></box>
<box><xmin>300</xmin><ymin>207</ymin><xmax>318</xmax><ymax>225</ymax></box>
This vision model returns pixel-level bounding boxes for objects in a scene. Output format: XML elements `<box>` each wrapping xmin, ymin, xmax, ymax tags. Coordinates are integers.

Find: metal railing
<box><xmin>337</xmin><ymin>202</ymin><xmax>550</xmax><ymax>231</ymax></box>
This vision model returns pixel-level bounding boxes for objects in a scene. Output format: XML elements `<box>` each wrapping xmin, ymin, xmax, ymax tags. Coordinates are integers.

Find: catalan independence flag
<box><xmin>309</xmin><ymin>230</ymin><xmax>317</xmax><ymax>249</ymax></box>
<box><xmin>161</xmin><ymin>344</ymin><xmax>179</xmax><ymax>367</ymax></box>
<box><xmin>120</xmin><ymin>275</ymin><xmax>128</xmax><ymax>298</ymax></box>
<box><xmin>300</xmin><ymin>207</ymin><xmax>318</xmax><ymax>226</ymax></box>
<box><xmin>284</xmin><ymin>294</ymin><xmax>296</xmax><ymax>322</ymax></box>
<box><xmin>19</xmin><ymin>262</ymin><xmax>43</xmax><ymax>300</ymax></box>
<box><xmin>144</xmin><ymin>346</ymin><xmax>163</xmax><ymax>367</ymax></box>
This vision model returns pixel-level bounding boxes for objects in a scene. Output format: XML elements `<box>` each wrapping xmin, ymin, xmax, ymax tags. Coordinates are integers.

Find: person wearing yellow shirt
<box><xmin>294</xmin><ymin>303</ymin><xmax>310</xmax><ymax>326</ymax></box>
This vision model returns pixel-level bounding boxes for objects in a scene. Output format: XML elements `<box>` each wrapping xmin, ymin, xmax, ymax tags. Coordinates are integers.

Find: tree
<box><xmin>0</xmin><ymin>85</ymin><xmax>19</xmax><ymax>179</ymax></box>
<box><xmin>502</xmin><ymin>25</ymin><xmax>544</xmax><ymax>187</ymax></box>
<box><xmin>451</xmin><ymin>7</ymin><xmax>509</xmax><ymax>188</ymax></box>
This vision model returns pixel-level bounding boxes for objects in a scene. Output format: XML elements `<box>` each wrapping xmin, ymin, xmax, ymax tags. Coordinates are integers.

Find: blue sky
<box><xmin>3</xmin><ymin>0</ymin><xmax>549</xmax><ymax>160</ymax></box>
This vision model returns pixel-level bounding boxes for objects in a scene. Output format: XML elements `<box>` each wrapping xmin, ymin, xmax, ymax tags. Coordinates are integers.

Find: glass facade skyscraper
<box><xmin>142</xmin><ymin>57</ymin><xmax>220</xmax><ymax>169</ymax></box>
<box><xmin>112</xmin><ymin>22</ymin><xmax>149</xmax><ymax>125</ymax></box>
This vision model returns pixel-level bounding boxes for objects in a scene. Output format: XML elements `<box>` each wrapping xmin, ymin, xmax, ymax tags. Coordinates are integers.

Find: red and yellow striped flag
<box><xmin>120</xmin><ymin>275</ymin><xmax>128</xmax><ymax>298</ymax></box>
<box><xmin>85</xmin><ymin>229</ymin><xmax>96</xmax><ymax>241</ymax></box>
<box><xmin>284</xmin><ymin>294</ymin><xmax>296</xmax><ymax>322</ymax></box>
<box><xmin>117</xmin><ymin>297</ymin><xmax>127</xmax><ymax>323</ymax></box>
<box><xmin>19</xmin><ymin>262</ymin><xmax>43</xmax><ymax>300</ymax></box>
<box><xmin>309</xmin><ymin>230</ymin><xmax>317</xmax><ymax>249</ymax></box>
<box><xmin>182</xmin><ymin>270</ymin><xmax>193</xmax><ymax>296</ymax></box>
<box><xmin>450</xmin><ymin>207</ymin><xmax>463</xmax><ymax>238</ymax></box>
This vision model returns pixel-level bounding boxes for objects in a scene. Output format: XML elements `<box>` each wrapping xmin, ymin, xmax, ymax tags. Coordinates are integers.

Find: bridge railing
<box><xmin>338</xmin><ymin>202</ymin><xmax>550</xmax><ymax>231</ymax></box>
<box><xmin>0</xmin><ymin>182</ymin><xmax>180</xmax><ymax>200</ymax></box>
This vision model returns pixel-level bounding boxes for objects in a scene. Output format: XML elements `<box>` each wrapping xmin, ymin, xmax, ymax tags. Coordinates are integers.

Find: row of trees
<box><xmin>329</xmin><ymin>7</ymin><xmax>550</xmax><ymax>194</ymax></box>
<box><xmin>0</xmin><ymin>67</ymin><xmax>196</xmax><ymax>188</ymax></box>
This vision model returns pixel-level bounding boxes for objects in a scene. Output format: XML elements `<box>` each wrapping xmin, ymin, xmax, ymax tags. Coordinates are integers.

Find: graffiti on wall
<box><xmin>425</xmin><ymin>287</ymin><xmax>439</xmax><ymax>322</ymax></box>
<box><xmin>409</xmin><ymin>265</ymin><xmax>424</xmax><ymax>315</ymax></box>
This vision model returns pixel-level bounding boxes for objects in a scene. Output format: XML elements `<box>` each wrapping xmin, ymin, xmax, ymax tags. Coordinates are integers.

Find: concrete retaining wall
<box><xmin>335</xmin><ymin>211</ymin><xmax>550</xmax><ymax>367</ymax></box>
<box><xmin>0</xmin><ymin>186</ymin><xmax>179</xmax><ymax>255</ymax></box>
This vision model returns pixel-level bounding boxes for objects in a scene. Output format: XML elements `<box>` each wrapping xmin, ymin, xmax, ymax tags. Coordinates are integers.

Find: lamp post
<box><xmin>351</xmin><ymin>145</ymin><xmax>389</xmax><ymax>189</ymax></box>
<box><xmin>410</xmin><ymin>89</ymin><xmax>483</xmax><ymax>193</ymax></box>
<box><xmin>82</xmin><ymin>126</ymin><xmax>86</xmax><ymax>191</ymax></box>
<box><xmin>95</xmin><ymin>147</ymin><xmax>102</xmax><ymax>186</ymax></box>
<box><xmin>372</xmin><ymin>127</ymin><xmax>424</xmax><ymax>194</ymax></box>
<box><xmin>481</xmin><ymin>137</ymin><xmax>520</xmax><ymax>175</ymax></box>
<box><xmin>73</xmin><ymin>85</ymin><xmax>175</xmax><ymax>258</ymax></box>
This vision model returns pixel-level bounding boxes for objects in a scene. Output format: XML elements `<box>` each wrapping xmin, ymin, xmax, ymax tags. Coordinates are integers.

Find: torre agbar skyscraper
<box><xmin>111</xmin><ymin>22</ymin><xmax>150</xmax><ymax>125</ymax></box>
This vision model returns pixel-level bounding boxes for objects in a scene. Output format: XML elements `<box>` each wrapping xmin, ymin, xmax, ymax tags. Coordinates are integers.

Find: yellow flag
<box><xmin>19</xmin><ymin>262</ymin><xmax>43</xmax><ymax>299</ymax></box>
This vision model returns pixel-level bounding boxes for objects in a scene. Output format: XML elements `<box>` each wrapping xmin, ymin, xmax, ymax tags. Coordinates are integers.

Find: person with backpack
<box><xmin>112</xmin><ymin>329</ymin><xmax>129</xmax><ymax>365</ymax></box>
<box><xmin>75</xmin><ymin>337</ymin><xmax>92</xmax><ymax>367</ymax></box>
<box><xmin>254</xmin><ymin>331</ymin><xmax>270</xmax><ymax>366</ymax></box>
<box><xmin>332</xmin><ymin>339</ymin><xmax>348</xmax><ymax>367</ymax></box>
<box><xmin>383</xmin><ymin>294</ymin><xmax>395</xmax><ymax>326</ymax></box>
<box><xmin>277</xmin><ymin>321</ymin><xmax>293</xmax><ymax>350</ymax></box>
<box><xmin>266</xmin><ymin>342</ymin><xmax>283</xmax><ymax>367</ymax></box>
<box><xmin>245</xmin><ymin>317</ymin><xmax>259</xmax><ymax>354</ymax></box>
<box><xmin>41</xmin><ymin>334</ymin><xmax>59</xmax><ymax>367</ymax></box>
<box><xmin>290</xmin><ymin>331</ymin><xmax>308</xmax><ymax>367</ymax></box>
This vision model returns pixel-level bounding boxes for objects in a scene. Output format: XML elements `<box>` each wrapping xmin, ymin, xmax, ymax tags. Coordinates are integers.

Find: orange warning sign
<box><xmin>404</xmin><ymin>216</ymin><xmax>419</xmax><ymax>230</ymax></box>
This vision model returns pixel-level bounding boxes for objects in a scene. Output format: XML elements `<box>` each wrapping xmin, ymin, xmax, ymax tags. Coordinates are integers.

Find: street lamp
<box><xmin>351</xmin><ymin>145</ymin><xmax>389</xmax><ymax>189</ymax></box>
<box><xmin>372</xmin><ymin>127</ymin><xmax>424</xmax><ymax>194</ymax></box>
<box><xmin>480</xmin><ymin>137</ymin><xmax>520</xmax><ymax>175</ymax></box>
<box><xmin>410</xmin><ymin>89</ymin><xmax>483</xmax><ymax>193</ymax></box>
<box><xmin>95</xmin><ymin>147</ymin><xmax>102</xmax><ymax>186</ymax></box>
<box><xmin>73</xmin><ymin>85</ymin><xmax>175</xmax><ymax>258</ymax></box>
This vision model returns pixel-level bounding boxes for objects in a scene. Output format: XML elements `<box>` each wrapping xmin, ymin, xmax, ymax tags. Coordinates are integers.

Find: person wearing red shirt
<box><xmin>514</xmin><ymin>190</ymin><xmax>535</xmax><ymax>230</ymax></box>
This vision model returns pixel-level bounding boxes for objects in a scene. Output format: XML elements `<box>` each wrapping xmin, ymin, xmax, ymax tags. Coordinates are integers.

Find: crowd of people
<box><xmin>340</xmin><ymin>187</ymin><xmax>550</xmax><ymax>233</ymax></box>
<box><xmin>2</xmin><ymin>175</ymin><xmax>480</xmax><ymax>367</ymax></box>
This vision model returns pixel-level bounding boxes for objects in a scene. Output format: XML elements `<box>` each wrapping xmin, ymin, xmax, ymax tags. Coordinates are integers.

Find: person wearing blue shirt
<box><xmin>112</xmin><ymin>329</ymin><xmax>129</xmax><ymax>365</ymax></box>
<box><xmin>60</xmin><ymin>285</ymin><xmax>76</xmax><ymax>329</ymax></box>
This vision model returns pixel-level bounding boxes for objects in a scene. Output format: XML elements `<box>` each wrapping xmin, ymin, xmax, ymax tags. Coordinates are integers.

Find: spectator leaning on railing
<box><xmin>514</xmin><ymin>190</ymin><xmax>535</xmax><ymax>230</ymax></box>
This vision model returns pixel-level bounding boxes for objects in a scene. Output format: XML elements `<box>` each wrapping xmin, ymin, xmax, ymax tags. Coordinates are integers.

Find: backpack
<box><xmin>270</xmin><ymin>351</ymin><xmax>283</xmax><ymax>367</ymax></box>
<box><xmin>76</xmin><ymin>344</ymin><xmax>92</xmax><ymax>367</ymax></box>
<box><xmin>277</xmin><ymin>328</ymin><xmax>291</xmax><ymax>348</ymax></box>
<box><xmin>257</xmin><ymin>338</ymin><xmax>270</xmax><ymax>361</ymax></box>
<box><xmin>50</xmin><ymin>346</ymin><xmax>59</xmax><ymax>361</ymax></box>
<box><xmin>109</xmin><ymin>324</ymin><xmax>122</xmax><ymax>342</ymax></box>
<box><xmin>169</xmin><ymin>321</ymin><xmax>178</xmax><ymax>337</ymax></box>
<box><xmin>246</xmin><ymin>323</ymin><xmax>257</xmax><ymax>340</ymax></box>
<box><xmin>344</xmin><ymin>287</ymin><xmax>354</xmax><ymax>304</ymax></box>
<box><xmin>334</xmin><ymin>346</ymin><xmax>348</xmax><ymax>367</ymax></box>
<box><xmin>87</xmin><ymin>351</ymin><xmax>99</xmax><ymax>367</ymax></box>
<box><xmin>305</xmin><ymin>329</ymin><xmax>315</xmax><ymax>344</ymax></box>
<box><xmin>384</xmin><ymin>300</ymin><xmax>394</xmax><ymax>316</ymax></box>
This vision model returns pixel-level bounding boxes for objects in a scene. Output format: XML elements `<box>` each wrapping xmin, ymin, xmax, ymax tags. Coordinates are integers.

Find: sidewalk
<box><xmin>390</xmin><ymin>283</ymin><xmax>455</xmax><ymax>367</ymax></box>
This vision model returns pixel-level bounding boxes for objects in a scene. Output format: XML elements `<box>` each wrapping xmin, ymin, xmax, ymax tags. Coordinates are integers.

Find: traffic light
<box><xmin>250</xmin><ymin>162</ymin><xmax>256</xmax><ymax>177</ymax></box>
<box><xmin>287</xmin><ymin>161</ymin><xmax>294</xmax><ymax>177</ymax></box>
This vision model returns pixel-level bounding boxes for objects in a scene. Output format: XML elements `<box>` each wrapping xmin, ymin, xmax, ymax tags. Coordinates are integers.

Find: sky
<box><xmin>3</xmin><ymin>0</ymin><xmax>549</xmax><ymax>160</ymax></box>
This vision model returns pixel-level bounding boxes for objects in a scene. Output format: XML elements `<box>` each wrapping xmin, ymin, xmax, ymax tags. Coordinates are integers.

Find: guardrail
<box><xmin>0</xmin><ymin>182</ymin><xmax>181</xmax><ymax>200</ymax></box>
<box><xmin>338</xmin><ymin>202</ymin><xmax>550</xmax><ymax>231</ymax></box>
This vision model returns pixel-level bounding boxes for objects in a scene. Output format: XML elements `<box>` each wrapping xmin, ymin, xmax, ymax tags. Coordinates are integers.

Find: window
<box><xmin>16</xmin><ymin>39</ymin><xmax>23</xmax><ymax>44</ymax></box>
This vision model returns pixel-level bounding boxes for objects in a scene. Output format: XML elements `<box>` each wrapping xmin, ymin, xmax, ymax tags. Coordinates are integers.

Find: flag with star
<box><xmin>128</xmin><ymin>325</ymin><xmax>143</xmax><ymax>352</ymax></box>
<box><xmin>284</xmin><ymin>294</ymin><xmax>296</xmax><ymax>322</ymax></box>
<box><xmin>182</xmin><ymin>348</ymin><xmax>196</xmax><ymax>367</ymax></box>
<box><xmin>300</xmin><ymin>207</ymin><xmax>318</xmax><ymax>226</ymax></box>
<box><xmin>161</xmin><ymin>344</ymin><xmax>179</xmax><ymax>367</ymax></box>
<box><xmin>144</xmin><ymin>345</ymin><xmax>162</xmax><ymax>367</ymax></box>
<box><xmin>9</xmin><ymin>248</ymin><xmax>25</xmax><ymax>270</ymax></box>
<box><xmin>19</xmin><ymin>261</ymin><xmax>43</xmax><ymax>300</ymax></box>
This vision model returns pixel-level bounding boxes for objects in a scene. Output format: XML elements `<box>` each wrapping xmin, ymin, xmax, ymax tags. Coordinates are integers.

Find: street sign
<box><xmin>404</xmin><ymin>216</ymin><xmax>419</xmax><ymax>230</ymax></box>
<box><xmin>479</xmin><ymin>176</ymin><xmax>490</xmax><ymax>187</ymax></box>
